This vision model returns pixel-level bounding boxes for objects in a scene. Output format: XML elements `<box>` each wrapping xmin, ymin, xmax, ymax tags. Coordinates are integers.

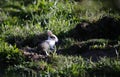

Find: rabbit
<box><xmin>37</xmin><ymin>30</ymin><xmax>58</xmax><ymax>56</ymax></box>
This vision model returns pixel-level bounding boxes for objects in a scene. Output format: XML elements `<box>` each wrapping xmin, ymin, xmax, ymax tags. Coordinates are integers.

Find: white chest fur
<box><xmin>46</xmin><ymin>38</ymin><xmax>56</xmax><ymax>47</ymax></box>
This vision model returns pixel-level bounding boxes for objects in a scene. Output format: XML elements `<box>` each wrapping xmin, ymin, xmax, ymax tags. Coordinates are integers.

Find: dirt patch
<box><xmin>21</xmin><ymin>47</ymin><xmax>50</xmax><ymax>61</ymax></box>
<box><xmin>58</xmin><ymin>39</ymin><xmax>120</xmax><ymax>61</ymax></box>
<box><xmin>68</xmin><ymin>16</ymin><xmax>120</xmax><ymax>40</ymax></box>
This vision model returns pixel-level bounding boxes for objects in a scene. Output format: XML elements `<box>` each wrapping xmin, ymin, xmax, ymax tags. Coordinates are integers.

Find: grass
<box><xmin>0</xmin><ymin>0</ymin><xmax>120</xmax><ymax>77</ymax></box>
<box><xmin>2</xmin><ymin>55</ymin><xmax>120</xmax><ymax>77</ymax></box>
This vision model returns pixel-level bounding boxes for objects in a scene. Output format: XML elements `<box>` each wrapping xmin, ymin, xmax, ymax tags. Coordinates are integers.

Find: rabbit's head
<box><xmin>47</xmin><ymin>30</ymin><xmax>58</xmax><ymax>42</ymax></box>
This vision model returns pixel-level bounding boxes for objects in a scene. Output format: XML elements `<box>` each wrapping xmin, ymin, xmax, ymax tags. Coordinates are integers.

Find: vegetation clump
<box><xmin>0</xmin><ymin>0</ymin><xmax>120</xmax><ymax>77</ymax></box>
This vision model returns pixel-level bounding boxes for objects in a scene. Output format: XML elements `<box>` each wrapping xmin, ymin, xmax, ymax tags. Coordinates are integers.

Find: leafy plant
<box><xmin>0</xmin><ymin>39</ymin><xmax>24</xmax><ymax>67</ymax></box>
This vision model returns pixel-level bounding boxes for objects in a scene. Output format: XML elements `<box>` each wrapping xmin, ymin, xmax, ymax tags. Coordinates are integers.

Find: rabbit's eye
<box><xmin>50</xmin><ymin>36</ymin><xmax>55</xmax><ymax>39</ymax></box>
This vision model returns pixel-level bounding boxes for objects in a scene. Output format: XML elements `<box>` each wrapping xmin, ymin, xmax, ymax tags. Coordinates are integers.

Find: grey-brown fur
<box><xmin>37</xmin><ymin>41</ymin><xmax>50</xmax><ymax>55</ymax></box>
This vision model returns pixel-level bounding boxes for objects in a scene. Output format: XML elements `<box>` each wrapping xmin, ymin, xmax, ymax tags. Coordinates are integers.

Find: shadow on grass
<box><xmin>5</xmin><ymin>33</ymin><xmax>48</xmax><ymax>48</ymax></box>
<box><xmin>57</xmin><ymin>16</ymin><xmax>120</xmax><ymax>61</ymax></box>
<box><xmin>67</xmin><ymin>16</ymin><xmax>120</xmax><ymax>40</ymax></box>
<box><xmin>57</xmin><ymin>39</ymin><xmax>119</xmax><ymax>61</ymax></box>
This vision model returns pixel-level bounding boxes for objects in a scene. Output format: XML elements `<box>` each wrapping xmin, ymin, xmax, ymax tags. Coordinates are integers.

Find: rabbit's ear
<box><xmin>47</xmin><ymin>30</ymin><xmax>52</xmax><ymax>36</ymax></box>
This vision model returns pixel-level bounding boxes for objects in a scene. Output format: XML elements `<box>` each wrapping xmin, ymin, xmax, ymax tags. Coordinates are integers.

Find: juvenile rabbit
<box><xmin>37</xmin><ymin>30</ymin><xmax>58</xmax><ymax>56</ymax></box>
